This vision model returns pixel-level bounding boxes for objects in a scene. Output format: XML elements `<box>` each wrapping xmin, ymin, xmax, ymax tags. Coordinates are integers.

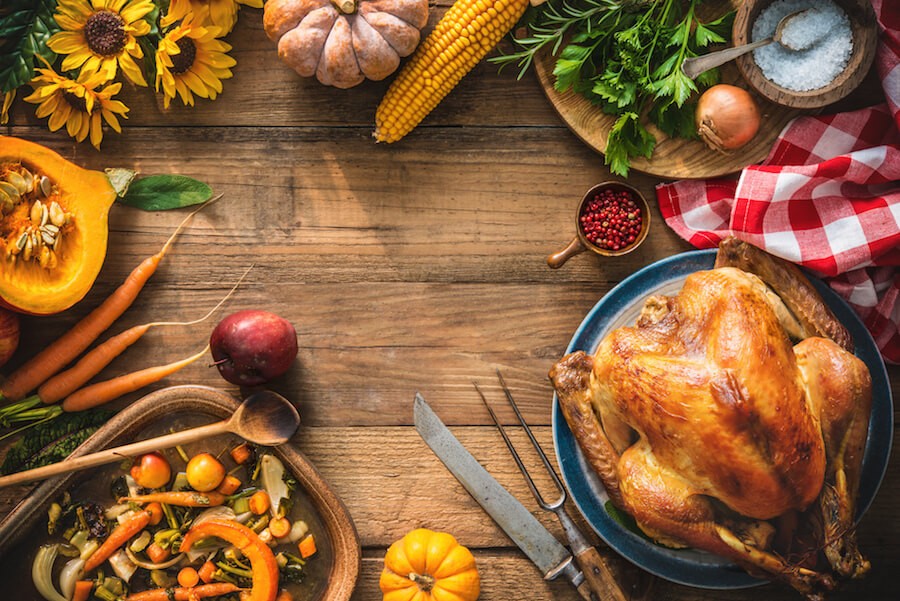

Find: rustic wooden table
<box><xmin>1</xmin><ymin>6</ymin><xmax>896</xmax><ymax>601</ymax></box>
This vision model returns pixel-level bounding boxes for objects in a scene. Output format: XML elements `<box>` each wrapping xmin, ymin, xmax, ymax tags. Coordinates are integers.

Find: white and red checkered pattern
<box><xmin>656</xmin><ymin>0</ymin><xmax>900</xmax><ymax>363</ymax></box>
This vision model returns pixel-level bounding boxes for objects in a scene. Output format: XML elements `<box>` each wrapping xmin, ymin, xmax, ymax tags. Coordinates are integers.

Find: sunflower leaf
<box><xmin>118</xmin><ymin>174</ymin><xmax>213</xmax><ymax>211</ymax></box>
<box><xmin>0</xmin><ymin>0</ymin><xmax>60</xmax><ymax>94</ymax></box>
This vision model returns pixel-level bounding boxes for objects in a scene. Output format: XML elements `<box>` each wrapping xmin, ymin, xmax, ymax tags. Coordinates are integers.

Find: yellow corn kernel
<box><xmin>374</xmin><ymin>0</ymin><xmax>529</xmax><ymax>143</ymax></box>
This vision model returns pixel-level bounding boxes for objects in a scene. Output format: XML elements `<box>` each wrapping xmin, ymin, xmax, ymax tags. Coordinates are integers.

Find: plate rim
<box><xmin>551</xmin><ymin>249</ymin><xmax>894</xmax><ymax>589</ymax></box>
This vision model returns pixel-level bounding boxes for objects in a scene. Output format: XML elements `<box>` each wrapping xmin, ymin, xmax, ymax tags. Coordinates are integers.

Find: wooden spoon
<box><xmin>0</xmin><ymin>390</ymin><xmax>300</xmax><ymax>489</ymax></box>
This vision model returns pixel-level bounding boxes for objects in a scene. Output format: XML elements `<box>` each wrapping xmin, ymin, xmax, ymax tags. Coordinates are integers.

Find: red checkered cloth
<box><xmin>656</xmin><ymin>0</ymin><xmax>900</xmax><ymax>363</ymax></box>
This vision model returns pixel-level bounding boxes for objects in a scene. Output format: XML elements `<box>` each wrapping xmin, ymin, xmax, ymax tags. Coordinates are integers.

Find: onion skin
<box><xmin>696</xmin><ymin>84</ymin><xmax>760</xmax><ymax>153</ymax></box>
<box><xmin>0</xmin><ymin>307</ymin><xmax>19</xmax><ymax>368</ymax></box>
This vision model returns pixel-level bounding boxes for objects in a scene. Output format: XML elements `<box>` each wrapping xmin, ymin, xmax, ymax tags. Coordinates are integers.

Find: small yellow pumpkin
<box><xmin>380</xmin><ymin>528</ymin><xmax>480</xmax><ymax>601</ymax></box>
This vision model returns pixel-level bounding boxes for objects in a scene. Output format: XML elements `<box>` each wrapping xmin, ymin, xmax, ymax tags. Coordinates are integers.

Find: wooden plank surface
<box><xmin>1</xmin><ymin>6</ymin><xmax>897</xmax><ymax>601</ymax></box>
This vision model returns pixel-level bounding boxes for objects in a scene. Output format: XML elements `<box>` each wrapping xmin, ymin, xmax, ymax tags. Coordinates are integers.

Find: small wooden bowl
<box><xmin>733</xmin><ymin>0</ymin><xmax>877</xmax><ymax>109</ymax></box>
<box><xmin>547</xmin><ymin>182</ymin><xmax>650</xmax><ymax>269</ymax></box>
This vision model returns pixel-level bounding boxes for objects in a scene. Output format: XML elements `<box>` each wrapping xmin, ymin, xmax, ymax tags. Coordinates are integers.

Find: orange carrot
<box><xmin>216</xmin><ymin>475</ymin><xmax>242</xmax><ymax>496</ymax></box>
<box><xmin>124</xmin><ymin>583</ymin><xmax>240</xmax><ymax>601</ymax></box>
<box><xmin>145</xmin><ymin>542</ymin><xmax>170</xmax><ymax>564</ymax></box>
<box><xmin>249</xmin><ymin>490</ymin><xmax>270</xmax><ymax>515</ymax></box>
<box><xmin>177</xmin><ymin>566</ymin><xmax>200</xmax><ymax>588</ymax></box>
<box><xmin>60</xmin><ymin>344</ymin><xmax>209</xmax><ymax>412</ymax></box>
<box><xmin>145</xmin><ymin>502</ymin><xmax>164</xmax><ymax>526</ymax></box>
<box><xmin>72</xmin><ymin>581</ymin><xmax>94</xmax><ymax>601</ymax></box>
<box><xmin>0</xmin><ymin>200</ymin><xmax>217</xmax><ymax>403</ymax></box>
<box><xmin>37</xmin><ymin>266</ymin><xmax>248</xmax><ymax>405</ymax></box>
<box><xmin>230</xmin><ymin>442</ymin><xmax>253</xmax><ymax>465</ymax></box>
<box><xmin>298</xmin><ymin>533</ymin><xmax>316</xmax><ymax>558</ymax></box>
<box><xmin>84</xmin><ymin>510</ymin><xmax>151</xmax><ymax>572</ymax></box>
<box><xmin>198</xmin><ymin>560</ymin><xmax>217</xmax><ymax>584</ymax></box>
<box><xmin>118</xmin><ymin>490</ymin><xmax>226</xmax><ymax>507</ymax></box>
<box><xmin>269</xmin><ymin>516</ymin><xmax>291</xmax><ymax>539</ymax></box>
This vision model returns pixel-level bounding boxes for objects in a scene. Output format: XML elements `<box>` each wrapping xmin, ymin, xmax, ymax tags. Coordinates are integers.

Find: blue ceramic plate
<box><xmin>552</xmin><ymin>250</ymin><xmax>893</xmax><ymax>589</ymax></box>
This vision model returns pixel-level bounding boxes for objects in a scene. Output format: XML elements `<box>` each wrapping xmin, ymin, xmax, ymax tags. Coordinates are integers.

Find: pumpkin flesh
<box><xmin>0</xmin><ymin>137</ymin><xmax>115</xmax><ymax>315</ymax></box>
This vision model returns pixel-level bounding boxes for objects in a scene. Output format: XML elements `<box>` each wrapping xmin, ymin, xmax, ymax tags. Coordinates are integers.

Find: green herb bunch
<box><xmin>493</xmin><ymin>0</ymin><xmax>734</xmax><ymax>176</ymax></box>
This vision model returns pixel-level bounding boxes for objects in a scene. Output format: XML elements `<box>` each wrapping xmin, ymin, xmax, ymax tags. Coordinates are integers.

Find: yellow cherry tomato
<box><xmin>186</xmin><ymin>453</ymin><xmax>226</xmax><ymax>492</ymax></box>
<box><xmin>130</xmin><ymin>452</ymin><xmax>171</xmax><ymax>489</ymax></box>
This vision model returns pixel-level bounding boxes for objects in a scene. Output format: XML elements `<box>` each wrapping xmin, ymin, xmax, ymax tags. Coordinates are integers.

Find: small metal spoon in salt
<box><xmin>682</xmin><ymin>9</ymin><xmax>814</xmax><ymax>80</ymax></box>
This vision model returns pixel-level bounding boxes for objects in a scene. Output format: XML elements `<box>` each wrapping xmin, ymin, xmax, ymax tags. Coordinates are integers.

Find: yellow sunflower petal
<box><xmin>66</xmin><ymin>109</ymin><xmax>82</xmax><ymax>137</ymax></box>
<box><xmin>47</xmin><ymin>104</ymin><xmax>71</xmax><ymax>131</ymax></box>
<box><xmin>102</xmin><ymin>109</ymin><xmax>124</xmax><ymax>131</ymax></box>
<box><xmin>90</xmin><ymin>114</ymin><xmax>104</xmax><ymax>148</ymax></box>
<box><xmin>118</xmin><ymin>52</ymin><xmax>148</xmax><ymax>86</ymax></box>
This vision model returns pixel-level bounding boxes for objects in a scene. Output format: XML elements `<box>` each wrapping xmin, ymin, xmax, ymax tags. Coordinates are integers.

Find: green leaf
<box><xmin>105</xmin><ymin>168</ymin><xmax>138</xmax><ymax>198</ymax></box>
<box><xmin>694</xmin><ymin>23</ymin><xmax>725</xmax><ymax>47</ymax></box>
<box><xmin>0</xmin><ymin>410</ymin><xmax>113</xmax><ymax>475</ymax></box>
<box><xmin>651</xmin><ymin>68</ymin><xmax>697</xmax><ymax>107</ymax></box>
<box><xmin>0</xmin><ymin>0</ymin><xmax>60</xmax><ymax>94</ymax></box>
<box><xmin>118</xmin><ymin>175</ymin><xmax>213</xmax><ymax>211</ymax></box>
<box><xmin>605</xmin><ymin>112</ymin><xmax>656</xmax><ymax>177</ymax></box>
<box><xmin>650</xmin><ymin>100</ymin><xmax>697</xmax><ymax>140</ymax></box>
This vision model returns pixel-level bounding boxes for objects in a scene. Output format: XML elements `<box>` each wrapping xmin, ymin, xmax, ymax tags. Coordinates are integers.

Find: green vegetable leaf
<box><xmin>694</xmin><ymin>23</ymin><xmax>725</xmax><ymax>47</ymax></box>
<box><xmin>118</xmin><ymin>175</ymin><xmax>213</xmax><ymax>211</ymax></box>
<box><xmin>0</xmin><ymin>410</ymin><xmax>113</xmax><ymax>475</ymax></box>
<box><xmin>650</xmin><ymin>100</ymin><xmax>697</xmax><ymax>140</ymax></box>
<box><xmin>0</xmin><ymin>0</ymin><xmax>60</xmax><ymax>94</ymax></box>
<box><xmin>605</xmin><ymin>112</ymin><xmax>655</xmax><ymax>177</ymax></box>
<box><xmin>651</xmin><ymin>68</ymin><xmax>697</xmax><ymax>107</ymax></box>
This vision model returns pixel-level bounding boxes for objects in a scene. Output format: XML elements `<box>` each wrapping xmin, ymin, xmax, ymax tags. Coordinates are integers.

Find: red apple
<box><xmin>0</xmin><ymin>308</ymin><xmax>20</xmax><ymax>369</ymax></box>
<box><xmin>210</xmin><ymin>310</ymin><xmax>298</xmax><ymax>386</ymax></box>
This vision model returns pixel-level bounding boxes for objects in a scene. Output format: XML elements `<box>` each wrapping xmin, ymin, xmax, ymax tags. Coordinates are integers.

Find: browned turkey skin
<box><xmin>550</xmin><ymin>239</ymin><xmax>872</xmax><ymax>599</ymax></box>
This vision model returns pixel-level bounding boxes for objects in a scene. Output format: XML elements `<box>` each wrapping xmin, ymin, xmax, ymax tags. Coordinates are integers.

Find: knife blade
<box><xmin>414</xmin><ymin>393</ymin><xmax>587</xmax><ymax>592</ymax></box>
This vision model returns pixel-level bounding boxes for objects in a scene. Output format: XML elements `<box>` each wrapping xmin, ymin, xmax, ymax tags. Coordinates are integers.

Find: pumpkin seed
<box><xmin>42</xmin><ymin>223</ymin><xmax>59</xmax><ymax>235</ymax></box>
<box><xmin>48</xmin><ymin>201</ymin><xmax>66</xmax><ymax>227</ymax></box>
<box><xmin>39</xmin><ymin>245</ymin><xmax>51</xmax><ymax>268</ymax></box>
<box><xmin>40</xmin><ymin>176</ymin><xmax>53</xmax><ymax>198</ymax></box>
<box><xmin>7</xmin><ymin>171</ymin><xmax>27</xmax><ymax>194</ymax></box>
<box><xmin>0</xmin><ymin>189</ymin><xmax>12</xmax><ymax>214</ymax></box>
<box><xmin>0</xmin><ymin>181</ymin><xmax>19</xmax><ymax>200</ymax></box>
<box><xmin>15</xmin><ymin>232</ymin><xmax>27</xmax><ymax>251</ymax></box>
<box><xmin>21</xmin><ymin>168</ymin><xmax>34</xmax><ymax>193</ymax></box>
<box><xmin>23</xmin><ymin>236</ymin><xmax>33</xmax><ymax>261</ymax></box>
<box><xmin>41</xmin><ymin>229</ymin><xmax>55</xmax><ymax>246</ymax></box>
<box><xmin>30</xmin><ymin>201</ymin><xmax>44</xmax><ymax>225</ymax></box>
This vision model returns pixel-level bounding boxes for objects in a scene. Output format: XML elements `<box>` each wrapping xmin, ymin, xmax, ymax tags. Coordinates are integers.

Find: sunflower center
<box><xmin>170</xmin><ymin>37</ymin><xmax>198</xmax><ymax>75</ymax></box>
<box><xmin>83</xmin><ymin>10</ymin><xmax>127</xmax><ymax>57</ymax></box>
<box><xmin>63</xmin><ymin>91</ymin><xmax>87</xmax><ymax>112</ymax></box>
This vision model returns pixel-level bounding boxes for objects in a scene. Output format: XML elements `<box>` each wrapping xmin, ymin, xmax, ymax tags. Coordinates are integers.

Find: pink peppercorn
<box><xmin>579</xmin><ymin>188</ymin><xmax>643</xmax><ymax>252</ymax></box>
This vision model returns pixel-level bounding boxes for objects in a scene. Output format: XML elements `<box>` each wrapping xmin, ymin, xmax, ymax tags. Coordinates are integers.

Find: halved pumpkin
<box><xmin>0</xmin><ymin>136</ymin><xmax>116</xmax><ymax>315</ymax></box>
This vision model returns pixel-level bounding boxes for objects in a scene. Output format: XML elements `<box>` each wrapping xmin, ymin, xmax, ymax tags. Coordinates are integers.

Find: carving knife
<box><xmin>414</xmin><ymin>393</ymin><xmax>596</xmax><ymax>599</ymax></box>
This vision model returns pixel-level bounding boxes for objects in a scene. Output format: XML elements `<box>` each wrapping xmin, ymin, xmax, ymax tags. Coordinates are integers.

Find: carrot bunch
<box><xmin>0</xmin><ymin>197</ymin><xmax>238</xmax><ymax>436</ymax></box>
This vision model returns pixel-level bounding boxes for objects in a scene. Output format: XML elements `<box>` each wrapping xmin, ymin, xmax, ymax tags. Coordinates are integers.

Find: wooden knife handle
<box><xmin>573</xmin><ymin>546</ymin><xmax>629</xmax><ymax>601</ymax></box>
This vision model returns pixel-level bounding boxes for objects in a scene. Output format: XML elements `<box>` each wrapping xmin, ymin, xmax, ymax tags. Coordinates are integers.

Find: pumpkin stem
<box><xmin>408</xmin><ymin>572</ymin><xmax>436</xmax><ymax>592</ymax></box>
<box><xmin>331</xmin><ymin>0</ymin><xmax>357</xmax><ymax>14</ymax></box>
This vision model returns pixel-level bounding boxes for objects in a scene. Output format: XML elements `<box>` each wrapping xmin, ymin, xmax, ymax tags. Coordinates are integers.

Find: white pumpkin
<box><xmin>264</xmin><ymin>0</ymin><xmax>430</xmax><ymax>89</ymax></box>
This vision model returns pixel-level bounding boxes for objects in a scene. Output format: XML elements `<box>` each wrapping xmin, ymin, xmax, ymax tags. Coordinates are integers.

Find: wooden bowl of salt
<box><xmin>733</xmin><ymin>0</ymin><xmax>877</xmax><ymax>109</ymax></box>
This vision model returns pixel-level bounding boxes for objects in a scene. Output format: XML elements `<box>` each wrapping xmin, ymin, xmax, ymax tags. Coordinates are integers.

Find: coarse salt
<box><xmin>751</xmin><ymin>0</ymin><xmax>852</xmax><ymax>92</ymax></box>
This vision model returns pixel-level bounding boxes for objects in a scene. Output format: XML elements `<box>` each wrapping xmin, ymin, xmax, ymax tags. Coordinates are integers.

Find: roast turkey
<box><xmin>550</xmin><ymin>238</ymin><xmax>872</xmax><ymax>599</ymax></box>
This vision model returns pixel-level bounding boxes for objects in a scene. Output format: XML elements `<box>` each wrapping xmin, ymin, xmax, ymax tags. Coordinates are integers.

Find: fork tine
<box><xmin>495</xmin><ymin>369</ymin><xmax>567</xmax><ymax>496</ymax></box>
<box><xmin>474</xmin><ymin>381</ymin><xmax>553</xmax><ymax>509</ymax></box>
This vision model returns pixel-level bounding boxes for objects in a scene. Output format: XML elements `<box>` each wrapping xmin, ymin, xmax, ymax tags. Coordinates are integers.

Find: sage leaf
<box><xmin>105</xmin><ymin>168</ymin><xmax>138</xmax><ymax>198</ymax></box>
<box><xmin>118</xmin><ymin>175</ymin><xmax>213</xmax><ymax>211</ymax></box>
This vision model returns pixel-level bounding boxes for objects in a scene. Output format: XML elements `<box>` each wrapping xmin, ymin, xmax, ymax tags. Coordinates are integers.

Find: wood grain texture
<box><xmin>0</xmin><ymin>6</ymin><xmax>896</xmax><ymax>601</ymax></box>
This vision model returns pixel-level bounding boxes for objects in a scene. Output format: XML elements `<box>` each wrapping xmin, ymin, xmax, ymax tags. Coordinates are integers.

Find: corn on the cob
<box><xmin>374</xmin><ymin>0</ymin><xmax>529</xmax><ymax>143</ymax></box>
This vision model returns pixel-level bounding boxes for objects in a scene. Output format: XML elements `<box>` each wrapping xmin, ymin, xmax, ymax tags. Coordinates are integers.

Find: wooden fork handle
<box><xmin>573</xmin><ymin>546</ymin><xmax>629</xmax><ymax>601</ymax></box>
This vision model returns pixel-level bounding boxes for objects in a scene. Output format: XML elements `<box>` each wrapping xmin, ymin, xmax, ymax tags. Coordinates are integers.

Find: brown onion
<box><xmin>696</xmin><ymin>84</ymin><xmax>760</xmax><ymax>153</ymax></box>
<box><xmin>0</xmin><ymin>307</ymin><xmax>19</xmax><ymax>368</ymax></box>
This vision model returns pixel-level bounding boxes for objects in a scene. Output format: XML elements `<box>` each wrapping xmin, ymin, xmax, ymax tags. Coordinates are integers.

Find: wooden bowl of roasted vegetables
<box><xmin>0</xmin><ymin>385</ymin><xmax>360</xmax><ymax>601</ymax></box>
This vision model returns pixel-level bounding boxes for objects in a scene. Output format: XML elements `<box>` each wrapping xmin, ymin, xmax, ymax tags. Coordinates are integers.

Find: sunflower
<box><xmin>162</xmin><ymin>0</ymin><xmax>263</xmax><ymax>35</ymax></box>
<box><xmin>48</xmin><ymin>0</ymin><xmax>155</xmax><ymax>86</ymax></box>
<box><xmin>155</xmin><ymin>17</ymin><xmax>236</xmax><ymax>108</ymax></box>
<box><xmin>23</xmin><ymin>66</ymin><xmax>129</xmax><ymax>149</ymax></box>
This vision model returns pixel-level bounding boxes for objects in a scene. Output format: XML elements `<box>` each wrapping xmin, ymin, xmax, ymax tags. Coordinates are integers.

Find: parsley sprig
<box><xmin>493</xmin><ymin>0</ymin><xmax>734</xmax><ymax>176</ymax></box>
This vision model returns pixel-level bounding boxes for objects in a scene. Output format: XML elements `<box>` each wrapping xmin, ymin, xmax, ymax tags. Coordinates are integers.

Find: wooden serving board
<box><xmin>533</xmin><ymin>2</ymin><xmax>806</xmax><ymax>180</ymax></box>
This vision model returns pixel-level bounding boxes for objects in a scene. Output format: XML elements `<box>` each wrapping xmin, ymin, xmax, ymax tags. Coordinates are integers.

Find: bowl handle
<box><xmin>547</xmin><ymin>237</ymin><xmax>585</xmax><ymax>269</ymax></box>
